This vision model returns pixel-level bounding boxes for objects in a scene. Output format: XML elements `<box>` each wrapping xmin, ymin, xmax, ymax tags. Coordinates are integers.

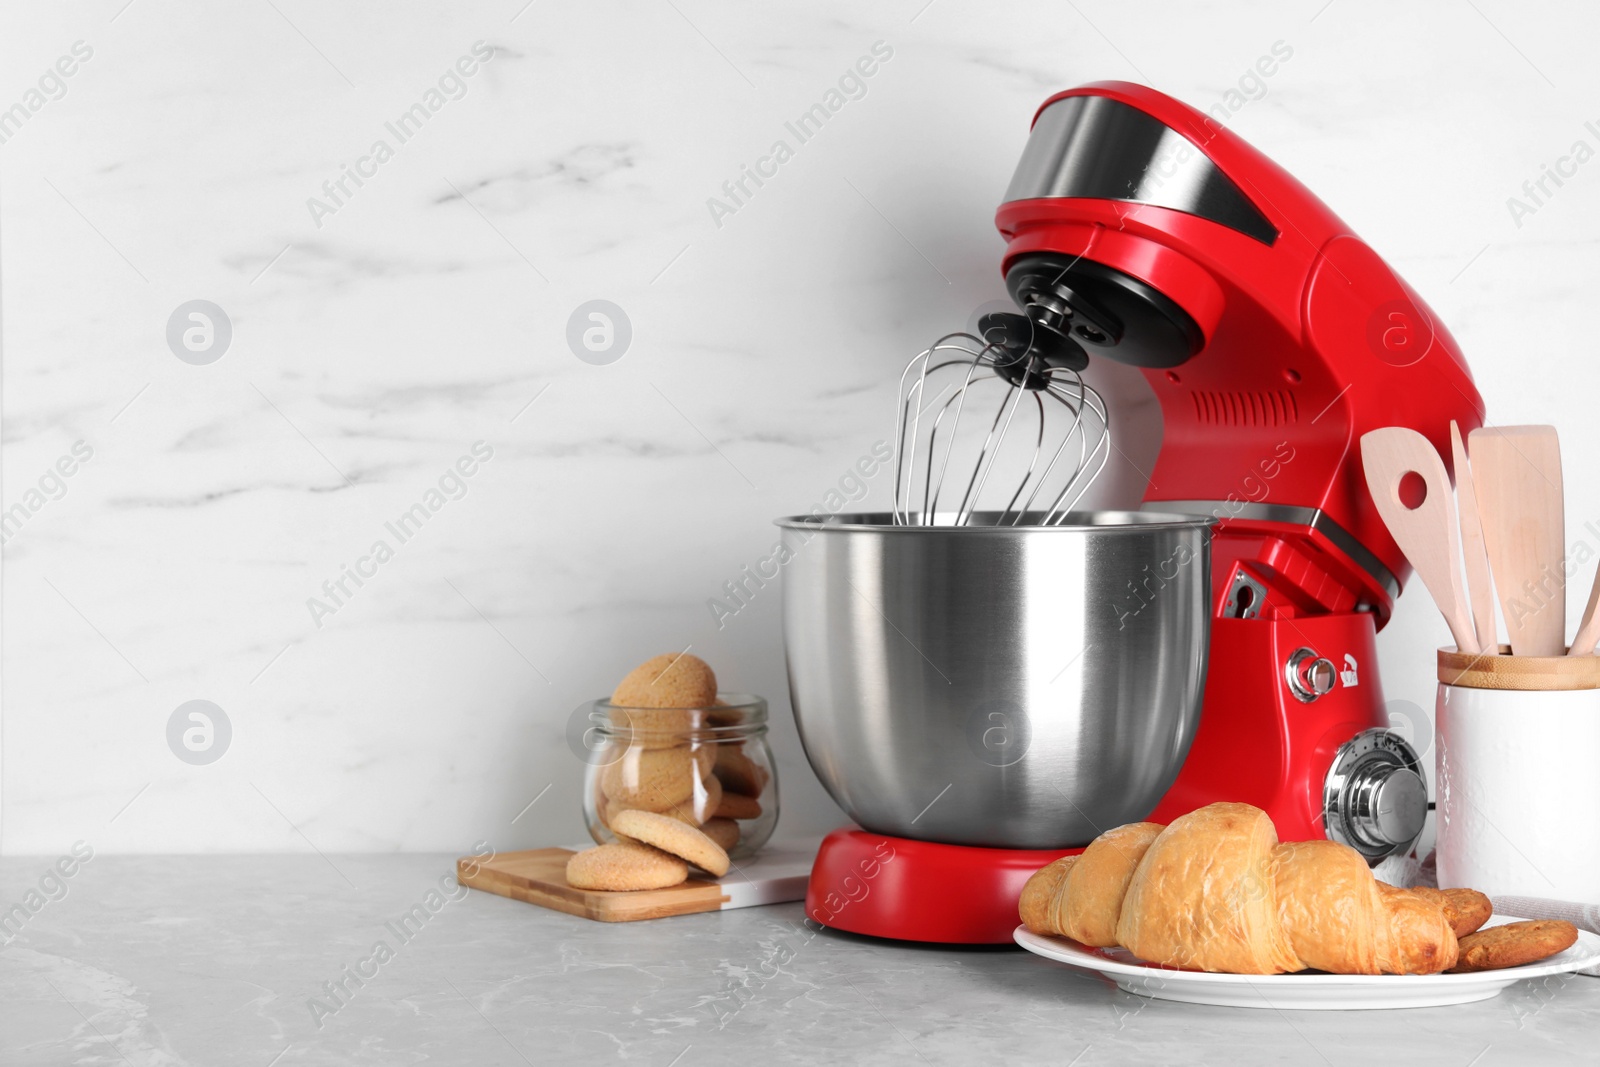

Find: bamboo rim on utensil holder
<box><xmin>1438</xmin><ymin>645</ymin><xmax>1600</xmax><ymax>691</ymax></box>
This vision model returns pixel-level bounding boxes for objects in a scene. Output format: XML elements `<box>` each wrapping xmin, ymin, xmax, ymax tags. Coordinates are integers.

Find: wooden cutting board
<box><xmin>457</xmin><ymin>840</ymin><xmax>817</xmax><ymax>923</ymax></box>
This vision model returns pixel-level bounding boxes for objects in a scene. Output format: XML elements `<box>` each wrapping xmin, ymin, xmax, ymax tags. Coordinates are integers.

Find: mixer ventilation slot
<box><xmin>1190</xmin><ymin>389</ymin><xmax>1299</xmax><ymax>427</ymax></box>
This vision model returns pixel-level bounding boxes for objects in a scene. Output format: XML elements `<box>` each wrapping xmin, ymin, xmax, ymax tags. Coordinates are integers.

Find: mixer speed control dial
<box><xmin>1323</xmin><ymin>728</ymin><xmax>1428</xmax><ymax>863</ymax></box>
<box><xmin>1349</xmin><ymin>764</ymin><xmax>1428</xmax><ymax>848</ymax></box>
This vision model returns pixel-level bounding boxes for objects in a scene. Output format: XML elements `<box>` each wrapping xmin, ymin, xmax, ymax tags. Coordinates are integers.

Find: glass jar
<box><xmin>583</xmin><ymin>693</ymin><xmax>777</xmax><ymax>861</ymax></box>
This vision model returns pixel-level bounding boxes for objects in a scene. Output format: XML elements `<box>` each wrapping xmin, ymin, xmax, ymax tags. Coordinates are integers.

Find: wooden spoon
<box><xmin>1361</xmin><ymin>427</ymin><xmax>1479</xmax><ymax>654</ymax></box>
<box><xmin>1450</xmin><ymin>421</ymin><xmax>1497</xmax><ymax>652</ymax></box>
<box><xmin>1568</xmin><ymin>569</ymin><xmax>1600</xmax><ymax>655</ymax></box>
<box><xmin>1469</xmin><ymin>425</ymin><xmax>1564</xmax><ymax>657</ymax></box>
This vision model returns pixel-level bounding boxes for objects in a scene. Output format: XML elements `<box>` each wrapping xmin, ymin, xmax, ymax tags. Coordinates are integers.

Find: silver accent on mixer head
<box><xmin>892</xmin><ymin>330</ymin><xmax>1110</xmax><ymax>527</ymax></box>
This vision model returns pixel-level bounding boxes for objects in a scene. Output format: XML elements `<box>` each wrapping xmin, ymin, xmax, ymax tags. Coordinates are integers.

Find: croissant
<box><xmin>1020</xmin><ymin>802</ymin><xmax>1459</xmax><ymax>975</ymax></box>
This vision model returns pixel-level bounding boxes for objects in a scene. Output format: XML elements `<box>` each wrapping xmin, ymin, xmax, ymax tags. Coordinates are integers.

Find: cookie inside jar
<box><xmin>581</xmin><ymin>653</ymin><xmax>778</xmax><ymax>863</ymax></box>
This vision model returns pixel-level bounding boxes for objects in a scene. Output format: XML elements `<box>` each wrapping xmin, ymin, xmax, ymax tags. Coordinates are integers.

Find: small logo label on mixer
<box><xmin>964</xmin><ymin>699</ymin><xmax>1032</xmax><ymax>767</ymax></box>
<box><xmin>1341</xmin><ymin>653</ymin><xmax>1360</xmax><ymax>688</ymax></box>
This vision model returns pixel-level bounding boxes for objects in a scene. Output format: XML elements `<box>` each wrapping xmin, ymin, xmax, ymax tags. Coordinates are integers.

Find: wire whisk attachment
<box><xmin>892</xmin><ymin>319</ymin><xmax>1110</xmax><ymax>526</ymax></box>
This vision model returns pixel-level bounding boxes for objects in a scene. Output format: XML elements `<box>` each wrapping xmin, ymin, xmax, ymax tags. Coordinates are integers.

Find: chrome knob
<box><xmin>1348</xmin><ymin>763</ymin><xmax>1428</xmax><ymax>851</ymax></box>
<box><xmin>1286</xmin><ymin>647</ymin><xmax>1337</xmax><ymax>703</ymax></box>
<box><xmin>1323</xmin><ymin>728</ymin><xmax>1428</xmax><ymax>863</ymax></box>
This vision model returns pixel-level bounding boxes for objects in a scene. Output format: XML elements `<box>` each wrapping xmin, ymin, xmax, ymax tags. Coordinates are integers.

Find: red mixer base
<box><xmin>805</xmin><ymin>828</ymin><xmax>1080</xmax><ymax>944</ymax></box>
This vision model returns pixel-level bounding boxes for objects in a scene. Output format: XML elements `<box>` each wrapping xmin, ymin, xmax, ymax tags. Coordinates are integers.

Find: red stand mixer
<box><xmin>780</xmin><ymin>82</ymin><xmax>1484</xmax><ymax>943</ymax></box>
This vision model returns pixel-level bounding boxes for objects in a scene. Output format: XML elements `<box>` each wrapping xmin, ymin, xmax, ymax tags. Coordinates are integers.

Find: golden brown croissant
<box><xmin>1020</xmin><ymin>802</ymin><xmax>1459</xmax><ymax>975</ymax></box>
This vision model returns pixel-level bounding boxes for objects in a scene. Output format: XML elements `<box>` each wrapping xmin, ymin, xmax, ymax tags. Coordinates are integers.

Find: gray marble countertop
<box><xmin>3</xmin><ymin>854</ymin><xmax>1597</xmax><ymax>1066</ymax></box>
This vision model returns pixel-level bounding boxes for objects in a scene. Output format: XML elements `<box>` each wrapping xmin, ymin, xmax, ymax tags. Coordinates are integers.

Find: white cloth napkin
<box><xmin>1373</xmin><ymin>852</ymin><xmax>1425</xmax><ymax>889</ymax></box>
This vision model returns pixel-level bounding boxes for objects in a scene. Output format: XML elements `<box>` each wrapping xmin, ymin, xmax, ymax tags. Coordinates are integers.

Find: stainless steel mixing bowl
<box><xmin>776</xmin><ymin>510</ymin><xmax>1214</xmax><ymax>849</ymax></box>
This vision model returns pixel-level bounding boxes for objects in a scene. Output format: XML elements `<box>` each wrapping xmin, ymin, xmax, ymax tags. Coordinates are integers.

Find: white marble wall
<box><xmin>3</xmin><ymin>0</ymin><xmax>1598</xmax><ymax>854</ymax></box>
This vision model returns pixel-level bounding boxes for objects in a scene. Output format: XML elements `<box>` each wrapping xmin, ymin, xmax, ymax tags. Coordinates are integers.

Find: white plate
<box><xmin>1014</xmin><ymin>917</ymin><xmax>1600</xmax><ymax>1009</ymax></box>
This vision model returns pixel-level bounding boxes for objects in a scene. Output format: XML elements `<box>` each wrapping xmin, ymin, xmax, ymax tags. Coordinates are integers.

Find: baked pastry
<box><xmin>1018</xmin><ymin>855</ymin><xmax>1077</xmax><ymax>935</ymax></box>
<box><xmin>1115</xmin><ymin>804</ymin><xmax>1304</xmax><ymax>974</ymax></box>
<box><xmin>1048</xmin><ymin>822</ymin><xmax>1162</xmax><ymax>947</ymax></box>
<box><xmin>665</xmin><ymin>773</ymin><xmax>721</xmax><ymax>826</ymax></box>
<box><xmin>608</xmin><ymin>654</ymin><xmax>718</xmax><ymax>749</ymax></box>
<box><xmin>715</xmin><ymin>791</ymin><xmax>762</xmax><ymax>821</ymax></box>
<box><xmin>1409</xmin><ymin>886</ymin><xmax>1493</xmax><ymax>939</ymax></box>
<box><xmin>1021</xmin><ymin>802</ymin><xmax>1459</xmax><ymax>975</ymax></box>
<box><xmin>610</xmin><ymin>809</ymin><xmax>730</xmax><ymax>877</ymax></box>
<box><xmin>607</xmin><ymin>706</ymin><xmax>694</xmax><ymax>749</ymax></box>
<box><xmin>600</xmin><ymin>744</ymin><xmax>715</xmax><ymax>810</ymax></box>
<box><xmin>700</xmin><ymin>817</ymin><xmax>740</xmax><ymax>851</ymax></box>
<box><xmin>566</xmin><ymin>842</ymin><xmax>687</xmax><ymax>891</ymax></box>
<box><xmin>612</xmin><ymin>653</ymin><xmax>717</xmax><ymax>708</ymax></box>
<box><xmin>1449</xmin><ymin>920</ymin><xmax>1578</xmax><ymax>973</ymax></box>
<box><xmin>713</xmin><ymin>745</ymin><xmax>769</xmax><ymax>797</ymax></box>
<box><xmin>706</xmin><ymin>699</ymin><xmax>741</xmax><ymax>727</ymax></box>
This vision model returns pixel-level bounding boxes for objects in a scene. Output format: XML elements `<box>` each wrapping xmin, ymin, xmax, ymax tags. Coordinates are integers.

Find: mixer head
<box><xmin>891</xmin><ymin>317</ymin><xmax>1109</xmax><ymax>527</ymax></box>
<box><xmin>989</xmin><ymin>81</ymin><xmax>1484</xmax><ymax>621</ymax></box>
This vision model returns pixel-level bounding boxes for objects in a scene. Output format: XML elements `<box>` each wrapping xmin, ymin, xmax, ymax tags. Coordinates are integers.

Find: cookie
<box><xmin>607</xmin><ymin>706</ymin><xmax>695</xmax><ymax>750</ymax></box>
<box><xmin>612</xmin><ymin>653</ymin><xmax>717</xmax><ymax>709</ymax></box>
<box><xmin>1410</xmin><ymin>886</ymin><xmax>1493</xmax><ymax>938</ymax></box>
<box><xmin>605</xmin><ymin>808</ymin><xmax>643</xmax><ymax>845</ymax></box>
<box><xmin>713</xmin><ymin>745</ymin><xmax>769</xmax><ymax>797</ymax></box>
<box><xmin>663</xmin><ymin>773</ymin><xmax>721</xmax><ymax>826</ymax></box>
<box><xmin>1442</xmin><ymin>889</ymin><xmax>1493</xmax><ymax>937</ymax></box>
<box><xmin>1448</xmin><ymin>919</ymin><xmax>1579</xmax><ymax>973</ymax></box>
<box><xmin>716</xmin><ymin>790</ymin><xmax>762</xmax><ymax>821</ymax></box>
<box><xmin>600</xmin><ymin>744</ymin><xmax>716</xmax><ymax>810</ymax></box>
<box><xmin>617</xmin><ymin>773</ymin><xmax>720</xmax><ymax>831</ymax></box>
<box><xmin>610</xmin><ymin>809</ymin><xmax>730</xmax><ymax>877</ymax></box>
<box><xmin>706</xmin><ymin>700</ymin><xmax>742</xmax><ymax>727</ymax></box>
<box><xmin>601</xmin><ymin>766</ymin><xmax>718</xmax><ymax>836</ymax></box>
<box><xmin>565</xmin><ymin>842</ymin><xmax>688</xmax><ymax>891</ymax></box>
<box><xmin>700</xmin><ymin>817</ymin><xmax>740</xmax><ymax>852</ymax></box>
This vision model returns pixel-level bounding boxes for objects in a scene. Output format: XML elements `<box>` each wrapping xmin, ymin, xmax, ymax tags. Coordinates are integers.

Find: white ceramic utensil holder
<box><xmin>1435</xmin><ymin>647</ymin><xmax>1600</xmax><ymax>901</ymax></box>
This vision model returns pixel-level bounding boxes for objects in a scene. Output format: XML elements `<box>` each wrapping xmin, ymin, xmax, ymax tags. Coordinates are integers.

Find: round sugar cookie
<box><xmin>662</xmin><ymin>773</ymin><xmax>721</xmax><ymax>826</ymax></box>
<box><xmin>713</xmin><ymin>746</ymin><xmax>769</xmax><ymax>797</ymax></box>
<box><xmin>609</xmin><ymin>809</ymin><xmax>730</xmax><ymax>877</ymax></box>
<box><xmin>1441</xmin><ymin>888</ymin><xmax>1493</xmax><ymax>937</ymax></box>
<box><xmin>1449</xmin><ymin>920</ymin><xmax>1578</xmax><ymax>973</ymax></box>
<box><xmin>1410</xmin><ymin>886</ymin><xmax>1493</xmax><ymax>939</ymax></box>
<box><xmin>600</xmin><ymin>744</ymin><xmax>714</xmax><ymax>810</ymax></box>
<box><xmin>700</xmin><ymin>817</ymin><xmax>740</xmax><ymax>852</ymax></box>
<box><xmin>716</xmin><ymin>790</ymin><xmax>762</xmax><ymax>821</ymax></box>
<box><xmin>607</xmin><ymin>705</ymin><xmax>695</xmax><ymax>750</ymax></box>
<box><xmin>565</xmin><ymin>842</ymin><xmax>688</xmax><ymax>891</ymax></box>
<box><xmin>612</xmin><ymin>653</ymin><xmax>717</xmax><ymax>709</ymax></box>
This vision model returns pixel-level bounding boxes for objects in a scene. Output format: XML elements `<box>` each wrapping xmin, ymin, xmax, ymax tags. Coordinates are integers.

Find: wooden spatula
<box><xmin>1450</xmin><ymin>421</ymin><xmax>1497</xmax><ymax>652</ymax></box>
<box><xmin>1361</xmin><ymin>427</ymin><xmax>1479</xmax><ymax>654</ymax></box>
<box><xmin>1469</xmin><ymin>425</ymin><xmax>1565</xmax><ymax>657</ymax></box>
<box><xmin>1570</xmin><ymin>570</ymin><xmax>1600</xmax><ymax>656</ymax></box>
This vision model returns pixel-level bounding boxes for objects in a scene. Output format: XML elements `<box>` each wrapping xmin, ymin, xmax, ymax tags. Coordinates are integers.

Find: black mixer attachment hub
<box><xmin>977</xmin><ymin>311</ymin><xmax>1088</xmax><ymax>390</ymax></box>
<box><xmin>1004</xmin><ymin>253</ymin><xmax>1205</xmax><ymax>370</ymax></box>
